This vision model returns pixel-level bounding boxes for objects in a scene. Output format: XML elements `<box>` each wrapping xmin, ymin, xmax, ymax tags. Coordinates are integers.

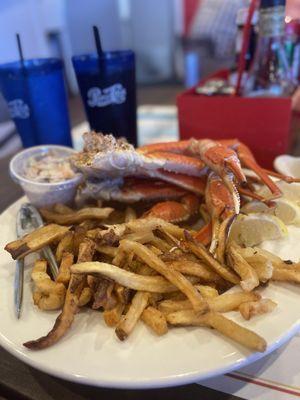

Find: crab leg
<box><xmin>205</xmin><ymin>172</ymin><xmax>237</xmax><ymax>254</ymax></box>
<box><xmin>261</xmin><ymin>169</ymin><xmax>300</xmax><ymax>183</ymax></box>
<box><xmin>143</xmin><ymin>194</ymin><xmax>200</xmax><ymax>223</ymax></box>
<box><xmin>220</xmin><ymin>139</ymin><xmax>282</xmax><ymax>200</ymax></box>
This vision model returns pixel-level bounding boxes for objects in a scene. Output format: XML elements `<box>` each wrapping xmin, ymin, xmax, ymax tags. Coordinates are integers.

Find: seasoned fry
<box><xmin>228</xmin><ymin>243</ymin><xmax>259</xmax><ymax>292</ymax></box>
<box><xmin>184</xmin><ymin>232</ymin><xmax>239</xmax><ymax>284</ymax></box>
<box><xmin>71</xmin><ymin>261</ymin><xmax>200</xmax><ymax>293</ymax></box>
<box><xmin>167</xmin><ymin>311</ymin><xmax>267</xmax><ymax>352</ymax></box>
<box><xmin>5</xmin><ymin>224</ymin><xmax>70</xmax><ymax>260</ymax></box>
<box><xmin>31</xmin><ymin>260</ymin><xmax>66</xmax><ymax>311</ymax></box>
<box><xmin>239</xmin><ymin>299</ymin><xmax>277</xmax><ymax>320</ymax></box>
<box><xmin>103</xmin><ymin>302</ymin><xmax>125</xmax><ymax>327</ymax></box>
<box><xmin>115</xmin><ymin>291</ymin><xmax>150</xmax><ymax>340</ymax></box>
<box><xmin>53</xmin><ymin>203</ymin><xmax>73</xmax><ymax>214</ymax></box>
<box><xmin>141</xmin><ymin>306</ymin><xmax>168</xmax><ymax>335</ymax></box>
<box><xmin>167</xmin><ymin>260</ymin><xmax>222</xmax><ymax>282</ymax></box>
<box><xmin>40</xmin><ymin>207</ymin><xmax>114</xmax><ymax>225</ymax></box>
<box><xmin>23</xmin><ymin>239</ymin><xmax>95</xmax><ymax>350</ymax></box>
<box><xmin>55</xmin><ymin>231</ymin><xmax>74</xmax><ymax>263</ymax></box>
<box><xmin>119</xmin><ymin>240</ymin><xmax>207</xmax><ymax>312</ymax></box>
<box><xmin>56</xmin><ymin>252</ymin><xmax>74</xmax><ymax>286</ymax></box>
<box><xmin>124</xmin><ymin>206</ymin><xmax>137</xmax><ymax>222</ymax></box>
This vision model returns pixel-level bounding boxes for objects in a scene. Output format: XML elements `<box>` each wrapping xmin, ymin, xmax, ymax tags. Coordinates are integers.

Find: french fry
<box><xmin>150</xmin><ymin>237</ymin><xmax>172</xmax><ymax>252</ymax></box>
<box><xmin>238</xmin><ymin>247</ymin><xmax>273</xmax><ymax>282</ymax></box>
<box><xmin>114</xmin><ymin>284</ymin><xmax>132</xmax><ymax>304</ymax></box>
<box><xmin>40</xmin><ymin>207</ymin><xmax>114</xmax><ymax>225</ymax></box>
<box><xmin>103</xmin><ymin>302</ymin><xmax>125</xmax><ymax>327</ymax></box>
<box><xmin>159</xmin><ymin>291</ymin><xmax>261</xmax><ymax>314</ymax></box>
<box><xmin>167</xmin><ymin>260</ymin><xmax>222</xmax><ymax>282</ymax></box>
<box><xmin>56</xmin><ymin>231</ymin><xmax>74</xmax><ymax>263</ymax></box>
<box><xmin>53</xmin><ymin>203</ymin><xmax>73</xmax><ymax>214</ymax></box>
<box><xmin>56</xmin><ymin>252</ymin><xmax>74</xmax><ymax>286</ymax></box>
<box><xmin>272</xmin><ymin>267</ymin><xmax>300</xmax><ymax>283</ymax></box>
<box><xmin>95</xmin><ymin>244</ymin><xmax>118</xmax><ymax>257</ymax></box>
<box><xmin>24</xmin><ymin>239</ymin><xmax>95</xmax><ymax>350</ymax></box>
<box><xmin>31</xmin><ymin>260</ymin><xmax>66</xmax><ymax>311</ymax></box>
<box><xmin>184</xmin><ymin>232</ymin><xmax>239</xmax><ymax>284</ymax></box>
<box><xmin>228</xmin><ymin>243</ymin><xmax>259</xmax><ymax>292</ymax></box>
<box><xmin>124</xmin><ymin>231</ymin><xmax>155</xmax><ymax>244</ymax></box>
<box><xmin>115</xmin><ymin>291</ymin><xmax>150</xmax><ymax>340</ymax></box>
<box><xmin>5</xmin><ymin>224</ymin><xmax>70</xmax><ymax>260</ymax></box>
<box><xmin>124</xmin><ymin>206</ymin><xmax>137</xmax><ymax>222</ymax></box>
<box><xmin>71</xmin><ymin>261</ymin><xmax>200</xmax><ymax>293</ymax></box>
<box><xmin>73</xmin><ymin>226</ymin><xmax>87</xmax><ymax>257</ymax></box>
<box><xmin>141</xmin><ymin>306</ymin><xmax>168</xmax><ymax>336</ymax></box>
<box><xmin>239</xmin><ymin>299</ymin><xmax>277</xmax><ymax>320</ymax></box>
<box><xmin>195</xmin><ymin>285</ymin><xmax>219</xmax><ymax>299</ymax></box>
<box><xmin>78</xmin><ymin>287</ymin><xmax>93</xmax><ymax>307</ymax></box>
<box><xmin>92</xmin><ymin>279</ymin><xmax>117</xmax><ymax>310</ymax></box>
<box><xmin>119</xmin><ymin>240</ymin><xmax>207</xmax><ymax>313</ymax></box>
<box><xmin>167</xmin><ymin>311</ymin><xmax>267</xmax><ymax>352</ymax></box>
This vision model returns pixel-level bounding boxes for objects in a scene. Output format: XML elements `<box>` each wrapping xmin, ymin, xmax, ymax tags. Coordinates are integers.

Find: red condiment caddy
<box><xmin>177</xmin><ymin>70</ymin><xmax>298</xmax><ymax>169</ymax></box>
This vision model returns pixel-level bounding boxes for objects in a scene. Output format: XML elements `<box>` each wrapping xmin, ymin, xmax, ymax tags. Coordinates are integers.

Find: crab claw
<box><xmin>224</xmin><ymin>155</ymin><xmax>247</xmax><ymax>187</ymax></box>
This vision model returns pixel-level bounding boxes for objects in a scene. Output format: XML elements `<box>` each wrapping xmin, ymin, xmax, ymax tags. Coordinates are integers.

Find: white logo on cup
<box><xmin>8</xmin><ymin>99</ymin><xmax>30</xmax><ymax>119</ymax></box>
<box><xmin>87</xmin><ymin>84</ymin><xmax>127</xmax><ymax>107</ymax></box>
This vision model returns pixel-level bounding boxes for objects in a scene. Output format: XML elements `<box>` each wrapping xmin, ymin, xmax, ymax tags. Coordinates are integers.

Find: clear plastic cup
<box><xmin>9</xmin><ymin>145</ymin><xmax>82</xmax><ymax>207</ymax></box>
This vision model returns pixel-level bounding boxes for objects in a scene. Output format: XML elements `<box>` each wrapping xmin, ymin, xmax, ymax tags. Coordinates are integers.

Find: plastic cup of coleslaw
<box><xmin>9</xmin><ymin>145</ymin><xmax>83</xmax><ymax>207</ymax></box>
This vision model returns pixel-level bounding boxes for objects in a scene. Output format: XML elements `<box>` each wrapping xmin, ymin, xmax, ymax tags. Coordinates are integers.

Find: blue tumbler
<box><xmin>72</xmin><ymin>50</ymin><xmax>137</xmax><ymax>146</ymax></box>
<box><xmin>0</xmin><ymin>58</ymin><xmax>72</xmax><ymax>148</ymax></box>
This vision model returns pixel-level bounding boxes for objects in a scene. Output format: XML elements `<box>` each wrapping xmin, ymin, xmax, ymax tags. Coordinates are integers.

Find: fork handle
<box><xmin>14</xmin><ymin>259</ymin><xmax>24</xmax><ymax>319</ymax></box>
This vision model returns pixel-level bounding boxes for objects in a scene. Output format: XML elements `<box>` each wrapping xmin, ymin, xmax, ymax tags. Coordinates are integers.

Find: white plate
<box><xmin>1</xmin><ymin>198</ymin><xmax>300</xmax><ymax>389</ymax></box>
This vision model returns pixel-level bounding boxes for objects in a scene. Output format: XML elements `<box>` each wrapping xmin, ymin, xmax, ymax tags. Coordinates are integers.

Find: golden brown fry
<box><xmin>238</xmin><ymin>247</ymin><xmax>273</xmax><ymax>282</ymax></box>
<box><xmin>31</xmin><ymin>260</ymin><xmax>66</xmax><ymax>311</ymax></box>
<box><xmin>239</xmin><ymin>299</ymin><xmax>277</xmax><ymax>320</ymax></box>
<box><xmin>141</xmin><ymin>306</ymin><xmax>168</xmax><ymax>336</ymax></box>
<box><xmin>71</xmin><ymin>261</ymin><xmax>200</xmax><ymax>293</ymax></box>
<box><xmin>114</xmin><ymin>284</ymin><xmax>132</xmax><ymax>304</ymax></box>
<box><xmin>119</xmin><ymin>240</ymin><xmax>207</xmax><ymax>313</ymax></box>
<box><xmin>72</xmin><ymin>226</ymin><xmax>87</xmax><ymax>257</ymax></box>
<box><xmin>124</xmin><ymin>231</ymin><xmax>155</xmax><ymax>244</ymax></box>
<box><xmin>23</xmin><ymin>239</ymin><xmax>95</xmax><ymax>350</ymax></box>
<box><xmin>40</xmin><ymin>207</ymin><xmax>114</xmax><ymax>225</ymax></box>
<box><xmin>56</xmin><ymin>252</ymin><xmax>74</xmax><ymax>286</ymax></box>
<box><xmin>150</xmin><ymin>237</ymin><xmax>172</xmax><ymax>252</ymax></box>
<box><xmin>5</xmin><ymin>224</ymin><xmax>70</xmax><ymax>260</ymax></box>
<box><xmin>78</xmin><ymin>287</ymin><xmax>93</xmax><ymax>307</ymax></box>
<box><xmin>167</xmin><ymin>261</ymin><xmax>222</xmax><ymax>282</ymax></box>
<box><xmin>184</xmin><ymin>233</ymin><xmax>239</xmax><ymax>284</ymax></box>
<box><xmin>194</xmin><ymin>285</ymin><xmax>219</xmax><ymax>299</ymax></box>
<box><xmin>103</xmin><ymin>302</ymin><xmax>125</xmax><ymax>327</ymax></box>
<box><xmin>56</xmin><ymin>232</ymin><xmax>74</xmax><ymax>263</ymax></box>
<box><xmin>272</xmin><ymin>267</ymin><xmax>300</xmax><ymax>283</ymax></box>
<box><xmin>228</xmin><ymin>243</ymin><xmax>259</xmax><ymax>292</ymax></box>
<box><xmin>166</xmin><ymin>311</ymin><xmax>267</xmax><ymax>352</ymax></box>
<box><xmin>115</xmin><ymin>291</ymin><xmax>149</xmax><ymax>340</ymax></box>
<box><xmin>124</xmin><ymin>206</ymin><xmax>137</xmax><ymax>222</ymax></box>
<box><xmin>95</xmin><ymin>244</ymin><xmax>118</xmax><ymax>257</ymax></box>
<box><xmin>53</xmin><ymin>203</ymin><xmax>73</xmax><ymax>214</ymax></box>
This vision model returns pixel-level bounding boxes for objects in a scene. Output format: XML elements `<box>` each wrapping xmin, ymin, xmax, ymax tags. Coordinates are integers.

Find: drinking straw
<box><xmin>235</xmin><ymin>0</ymin><xmax>258</xmax><ymax>96</ymax></box>
<box><xmin>93</xmin><ymin>26</ymin><xmax>103</xmax><ymax>57</ymax></box>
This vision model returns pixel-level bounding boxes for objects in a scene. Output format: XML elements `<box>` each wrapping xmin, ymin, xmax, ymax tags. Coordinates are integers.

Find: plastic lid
<box><xmin>260</xmin><ymin>0</ymin><xmax>285</xmax><ymax>9</ymax></box>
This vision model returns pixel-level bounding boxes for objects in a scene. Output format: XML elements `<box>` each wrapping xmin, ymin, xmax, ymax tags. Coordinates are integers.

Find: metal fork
<box><xmin>14</xmin><ymin>204</ymin><xmax>59</xmax><ymax>319</ymax></box>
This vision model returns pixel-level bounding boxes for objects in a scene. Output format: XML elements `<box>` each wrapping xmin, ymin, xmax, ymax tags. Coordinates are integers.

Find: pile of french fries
<box><xmin>5</xmin><ymin>202</ymin><xmax>300</xmax><ymax>352</ymax></box>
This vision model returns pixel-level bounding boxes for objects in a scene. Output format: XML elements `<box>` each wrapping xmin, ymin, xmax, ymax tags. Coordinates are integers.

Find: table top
<box><xmin>0</xmin><ymin>155</ymin><xmax>241</xmax><ymax>400</ymax></box>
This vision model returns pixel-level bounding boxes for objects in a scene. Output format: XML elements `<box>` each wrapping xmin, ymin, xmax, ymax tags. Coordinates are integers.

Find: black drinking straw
<box><xmin>93</xmin><ymin>26</ymin><xmax>103</xmax><ymax>57</ymax></box>
<box><xmin>16</xmin><ymin>33</ymin><xmax>25</xmax><ymax>65</ymax></box>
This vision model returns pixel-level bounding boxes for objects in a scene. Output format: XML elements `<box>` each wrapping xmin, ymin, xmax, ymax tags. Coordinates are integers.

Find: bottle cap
<box><xmin>260</xmin><ymin>0</ymin><xmax>285</xmax><ymax>9</ymax></box>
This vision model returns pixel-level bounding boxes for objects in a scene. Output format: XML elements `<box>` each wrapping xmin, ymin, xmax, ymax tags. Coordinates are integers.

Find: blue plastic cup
<box><xmin>72</xmin><ymin>50</ymin><xmax>137</xmax><ymax>146</ymax></box>
<box><xmin>0</xmin><ymin>58</ymin><xmax>72</xmax><ymax>148</ymax></box>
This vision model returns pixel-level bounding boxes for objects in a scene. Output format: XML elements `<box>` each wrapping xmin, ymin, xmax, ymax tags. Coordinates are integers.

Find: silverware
<box><xmin>15</xmin><ymin>204</ymin><xmax>36</xmax><ymax>319</ymax></box>
<box><xmin>14</xmin><ymin>204</ymin><xmax>59</xmax><ymax>319</ymax></box>
<box><xmin>23</xmin><ymin>204</ymin><xmax>59</xmax><ymax>279</ymax></box>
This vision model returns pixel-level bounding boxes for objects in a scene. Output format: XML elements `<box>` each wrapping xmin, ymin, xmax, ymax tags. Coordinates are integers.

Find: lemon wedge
<box><xmin>242</xmin><ymin>198</ymin><xmax>300</xmax><ymax>226</ymax></box>
<box><xmin>229</xmin><ymin>213</ymin><xmax>288</xmax><ymax>246</ymax></box>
